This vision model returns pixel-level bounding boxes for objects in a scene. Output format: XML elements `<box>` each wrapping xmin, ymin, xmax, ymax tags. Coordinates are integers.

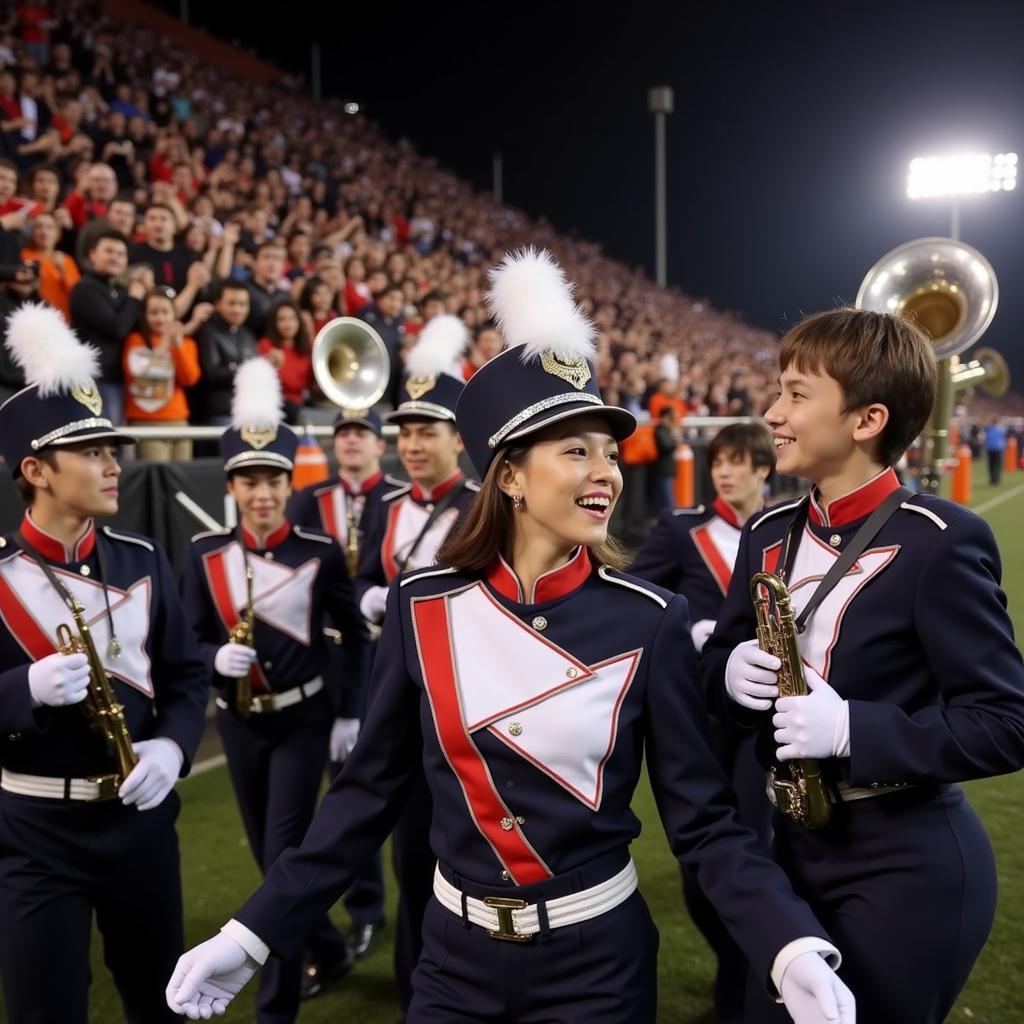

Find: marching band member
<box><xmin>179</xmin><ymin>357</ymin><xmax>369</xmax><ymax>1024</ymax></box>
<box><xmin>354</xmin><ymin>314</ymin><xmax>479</xmax><ymax>1014</ymax></box>
<box><xmin>702</xmin><ymin>308</ymin><xmax>1024</xmax><ymax>1023</ymax></box>
<box><xmin>167</xmin><ymin>250</ymin><xmax>853</xmax><ymax>1024</ymax></box>
<box><xmin>629</xmin><ymin>421</ymin><xmax>775</xmax><ymax>1023</ymax></box>
<box><xmin>0</xmin><ymin>304</ymin><xmax>207</xmax><ymax>1023</ymax></box>
<box><xmin>288</xmin><ymin>407</ymin><xmax>398</xmax><ymax>994</ymax></box>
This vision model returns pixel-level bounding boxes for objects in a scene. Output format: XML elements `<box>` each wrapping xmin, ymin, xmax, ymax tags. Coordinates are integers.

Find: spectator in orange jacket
<box><xmin>122</xmin><ymin>287</ymin><xmax>211</xmax><ymax>461</ymax></box>
<box><xmin>21</xmin><ymin>210</ymin><xmax>80</xmax><ymax>321</ymax></box>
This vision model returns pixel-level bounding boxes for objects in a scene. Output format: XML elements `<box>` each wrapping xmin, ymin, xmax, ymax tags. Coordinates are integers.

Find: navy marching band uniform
<box><xmin>180</xmin><ymin>393</ymin><xmax>369</xmax><ymax>1024</ymax></box>
<box><xmin>0</xmin><ymin>358</ymin><xmax>207</xmax><ymax>1023</ymax></box>
<box><xmin>630</xmin><ymin>495</ymin><xmax>771</xmax><ymax>1023</ymax></box>
<box><xmin>353</xmin><ymin>362</ymin><xmax>479</xmax><ymax>1014</ymax></box>
<box><xmin>702</xmin><ymin>468</ymin><xmax>1024</xmax><ymax>1023</ymax></box>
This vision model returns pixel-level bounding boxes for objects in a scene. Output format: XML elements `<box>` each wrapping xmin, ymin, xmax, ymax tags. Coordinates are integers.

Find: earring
<box><xmin>512</xmin><ymin>494</ymin><xmax>524</xmax><ymax>512</ymax></box>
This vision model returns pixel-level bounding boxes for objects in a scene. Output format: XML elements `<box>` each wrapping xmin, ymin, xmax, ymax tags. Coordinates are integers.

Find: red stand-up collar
<box><xmin>341</xmin><ymin>470</ymin><xmax>383</xmax><ymax>497</ymax></box>
<box><xmin>20</xmin><ymin>512</ymin><xmax>95</xmax><ymax>562</ymax></box>
<box><xmin>241</xmin><ymin>518</ymin><xmax>292</xmax><ymax>551</ymax></box>
<box><xmin>712</xmin><ymin>497</ymin><xmax>741</xmax><ymax>528</ymax></box>
<box><xmin>486</xmin><ymin>546</ymin><xmax>592</xmax><ymax>604</ymax></box>
<box><xmin>809</xmin><ymin>467</ymin><xmax>901</xmax><ymax>528</ymax></box>
<box><xmin>411</xmin><ymin>470</ymin><xmax>463</xmax><ymax>504</ymax></box>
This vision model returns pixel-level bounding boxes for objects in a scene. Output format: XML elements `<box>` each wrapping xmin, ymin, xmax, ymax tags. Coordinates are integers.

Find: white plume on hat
<box><xmin>486</xmin><ymin>248</ymin><xmax>596</xmax><ymax>365</ymax></box>
<box><xmin>5</xmin><ymin>302</ymin><xmax>100</xmax><ymax>397</ymax></box>
<box><xmin>405</xmin><ymin>313</ymin><xmax>469</xmax><ymax>380</ymax></box>
<box><xmin>231</xmin><ymin>357</ymin><xmax>284</xmax><ymax>429</ymax></box>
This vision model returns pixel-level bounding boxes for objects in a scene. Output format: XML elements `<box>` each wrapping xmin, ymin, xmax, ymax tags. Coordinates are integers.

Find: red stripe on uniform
<box><xmin>380</xmin><ymin>502</ymin><xmax>402</xmax><ymax>582</ymax></box>
<box><xmin>762</xmin><ymin>541</ymin><xmax>782</xmax><ymax>576</ymax></box>
<box><xmin>0</xmin><ymin>562</ymin><xmax>57</xmax><ymax>660</ymax></box>
<box><xmin>413</xmin><ymin>595</ymin><xmax>552</xmax><ymax>885</ymax></box>
<box><xmin>690</xmin><ymin>523</ymin><xmax>732</xmax><ymax>596</ymax></box>
<box><xmin>317</xmin><ymin>490</ymin><xmax>338</xmax><ymax>540</ymax></box>
<box><xmin>203</xmin><ymin>548</ymin><xmax>268</xmax><ymax>692</ymax></box>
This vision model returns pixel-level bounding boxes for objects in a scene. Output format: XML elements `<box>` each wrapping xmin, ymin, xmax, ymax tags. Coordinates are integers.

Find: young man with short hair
<box><xmin>702</xmin><ymin>308</ymin><xmax>1024</xmax><ymax>1023</ymax></box>
<box><xmin>0</xmin><ymin>305</ymin><xmax>207</xmax><ymax>1023</ymax></box>
<box><xmin>180</xmin><ymin>358</ymin><xmax>369</xmax><ymax>1024</ymax></box>
<box><xmin>197</xmin><ymin>278</ymin><xmax>256</xmax><ymax>425</ymax></box>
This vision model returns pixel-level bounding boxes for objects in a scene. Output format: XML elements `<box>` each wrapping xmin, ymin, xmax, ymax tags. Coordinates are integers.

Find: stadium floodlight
<box><xmin>907</xmin><ymin>152</ymin><xmax>1017</xmax><ymax>200</ymax></box>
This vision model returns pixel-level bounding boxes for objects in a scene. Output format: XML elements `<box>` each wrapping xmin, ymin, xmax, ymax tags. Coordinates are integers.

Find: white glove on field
<box><xmin>359</xmin><ymin>585</ymin><xmax>388</xmax><ymax>624</ymax></box>
<box><xmin>330</xmin><ymin>717</ymin><xmax>360</xmax><ymax>763</ymax></box>
<box><xmin>165</xmin><ymin>931</ymin><xmax>258</xmax><ymax>1019</ymax></box>
<box><xmin>773</xmin><ymin>665</ymin><xmax>851</xmax><ymax>760</ymax></box>
<box><xmin>119</xmin><ymin>738</ymin><xmax>184</xmax><ymax>811</ymax></box>
<box><xmin>27</xmin><ymin>651</ymin><xmax>90</xmax><ymax>707</ymax></box>
<box><xmin>779</xmin><ymin>951</ymin><xmax>856</xmax><ymax>1023</ymax></box>
<box><xmin>725</xmin><ymin>638</ymin><xmax>780</xmax><ymax>711</ymax></box>
<box><xmin>690</xmin><ymin>618</ymin><xmax>716</xmax><ymax>653</ymax></box>
<box><xmin>213</xmin><ymin>642</ymin><xmax>257</xmax><ymax>678</ymax></box>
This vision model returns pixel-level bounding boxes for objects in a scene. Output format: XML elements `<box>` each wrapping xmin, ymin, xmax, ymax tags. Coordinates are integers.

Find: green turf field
<box><xmin>57</xmin><ymin>466</ymin><xmax>1024</xmax><ymax>1021</ymax></box>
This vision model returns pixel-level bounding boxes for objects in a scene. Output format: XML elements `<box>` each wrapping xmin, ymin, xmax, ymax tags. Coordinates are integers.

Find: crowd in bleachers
<box><xmin>0</xmin><ymin>0</ymin><xmax>1017</xmax><ymax>469</ymax></box>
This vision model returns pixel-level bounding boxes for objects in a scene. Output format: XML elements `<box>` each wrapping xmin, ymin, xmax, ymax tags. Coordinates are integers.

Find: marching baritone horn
<box><xmin>230</xmin><ymin>563</ymin><xmax>256</xmax><ymax>719</ymax></box>
<box><xmin>56</xmin><ymin>601</ymin><xmax>138</xmax><ymax>783</ymax></box>
<box><xmin>751</xmin><ymin>572</ymin><xmax>832</xmax><ymax>830</ymax></box>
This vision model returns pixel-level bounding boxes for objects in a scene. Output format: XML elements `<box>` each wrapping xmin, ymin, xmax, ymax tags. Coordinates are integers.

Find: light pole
<box><xmin>648</xmin><ymin>86</ymin><xmax>673</xmax><ymax>287</ymax></box>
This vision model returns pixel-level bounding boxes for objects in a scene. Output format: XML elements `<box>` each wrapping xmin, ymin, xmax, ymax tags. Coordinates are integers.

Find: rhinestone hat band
<box><xmin>488</xmin><ymin>392</ymin><xmax>603</xmax><ymax>449</ymax></box>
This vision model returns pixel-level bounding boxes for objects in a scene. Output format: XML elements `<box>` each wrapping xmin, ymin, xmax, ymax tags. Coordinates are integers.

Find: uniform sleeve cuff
<box><xmin>221</xmin><ymin>918</ymin><xmax>270</xmax><ymax>965</ymax></box>
<box><xmin>770</xmin><ymin>937</ymin><xmax>841</xmax><ymax>998</ymax></box>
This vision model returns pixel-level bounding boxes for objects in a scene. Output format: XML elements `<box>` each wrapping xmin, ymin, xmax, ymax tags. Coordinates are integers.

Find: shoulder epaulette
<box><xmin>465</xmin><ymin>480</ymin><xmax>481</xmax><ymax>492</ymax></box>
<box><xmin>293</xmin><ymin>525</ymin><xmax>333</xmax><ymax>545</ymax></box>
<box><xmin>596</xmin><ymin>566</ymin><xmax>668</xmax><ymax>608</ymax></box>
<box><xmin>400</xmin><ymin>565</ymin><xmax>459</xmax><ymax>587</ymax></box>
<box><xmin>672</xmin><ymin>504</ymin><xmax>706</xmax><ymax>517</ymax></box>
<box><xmin>750</xmin><ymin>498</ymin><xmax>804</xmax><ymax>532</ymax></box>
<box><xmin>899</xmin><ymin>500</ymin><xmax>948</xmax><ymax>530</ymax></box>
<box><xmin>191</xmin><ymin>527</ymin><xmax>231</xmax><ymax>543</ymax></box>
<box><xmin>101</xmin><ymin>527</ymin><xmax>154</xmax><ymax>551</ymax></box>
<box><xmin>383</xmin><ymin>483</ymin><xmax>413</xmax><ymax>502</ymax></box>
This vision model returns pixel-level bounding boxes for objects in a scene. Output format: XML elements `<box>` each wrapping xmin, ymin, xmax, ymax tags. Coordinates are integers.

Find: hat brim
<box><xmin>46</xmin><ymin>427</ymin><xmax>138</xmax><ymax>448</ymax></box>
<box><xmin>224</xmin><ymin>451</ymin><xmax>295</xmax><ymax>473</ymax></box>
<box><xmin>385</xmin><ymin>405</ymin><xmax>457</xmax><ymax>425</ymax></box>
<box><xmin>501</xmin><ymin>403</ymin><xmax>636</xmax><ymax>448</ymax></box>
<box><xmin>333</xmin><ymin>416</ymin><xmax>382</xmax><ymax>436</ymax></box>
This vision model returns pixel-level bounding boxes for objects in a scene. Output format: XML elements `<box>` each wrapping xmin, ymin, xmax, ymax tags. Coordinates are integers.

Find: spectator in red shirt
<box><xmin>462</xmin><ymin>319</ymin><xmax>503</xmax><ymax>380</ymax></box>
<box><xmin>64</xmin><ymin>161</ymin><xmax>117</xmax><ymax>229</ymax></box>
<box><xmin>257</xmin><ymin>299</ymin><xmax>312</xmax><ymax>422</ymax></box>
<box><xmin>298</xmin><ymin>275</ymin><xmax>338</xmax><ymax>339</ymax></box>
<box><xmin>343</xmin><ymin>254</ymin><xmax>371</xmax><ymax>314</ymax></box>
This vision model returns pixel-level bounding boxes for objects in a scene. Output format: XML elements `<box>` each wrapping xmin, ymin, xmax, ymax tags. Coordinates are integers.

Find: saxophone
<box><xmin>750</xmin><ymin>571</ymin><xmax>832</xmax><ymax>829</ymax></box>
<box><xmin>229</xmin><ymin>563</ymin><xmax>255</xmax><ymax>718</ymax></box>
<box><xmin>344</xmin><ymin>496</ymin><xmax>360</xmax><ymax>577</ymax></box>
<box><xmin>55</xmin><ymin>601</ymin><xmax>138</xmax><ymax>784</ymax></box>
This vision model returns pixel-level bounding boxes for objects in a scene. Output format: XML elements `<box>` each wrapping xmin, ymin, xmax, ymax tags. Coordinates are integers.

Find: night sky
<box><xmin>173</xmin><ymin>0</ymin><xmax>1024</xmax><ymax>387</ymax></box>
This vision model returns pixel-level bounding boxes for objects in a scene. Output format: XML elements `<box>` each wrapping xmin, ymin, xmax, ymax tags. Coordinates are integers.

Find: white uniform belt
<box><xmin>215</xmin><ymin>676</ymin><xmax>323</xmax><ymax>714</ymax></box>
<box><xmin>1</xmin><ymin>769</ymin><xmax>120</xmax><ymax>802</ymax></box>
<box><xmin>433</xmin><ymin>859</ymin><xmax>637</xmax><ymax>941</ymax></box>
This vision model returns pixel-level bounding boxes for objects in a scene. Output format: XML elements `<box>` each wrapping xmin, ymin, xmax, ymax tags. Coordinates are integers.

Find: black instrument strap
<box><xmin>398</xmin><ymin>480</ymin><xmax>468</xmax><ymax>574</ymax></box>
<box><xmin>778</xmin><ymin>487</ymin><xmax>912</xmax><ymax>633</ymax></box>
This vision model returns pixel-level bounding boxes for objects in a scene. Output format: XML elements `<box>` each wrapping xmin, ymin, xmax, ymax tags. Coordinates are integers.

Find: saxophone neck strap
<box><xmin>778</xmin><ymin>486</ymin><xmax>912</xmax><ymax>633</ymax></box>
<box><xmin>398</xmin><ymin>479</ymin><xmax>468</xmax><ymax>575</ymax></box>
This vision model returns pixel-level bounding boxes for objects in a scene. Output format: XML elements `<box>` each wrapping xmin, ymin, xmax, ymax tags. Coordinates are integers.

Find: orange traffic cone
<box><xmin>673</xmin><ymin>444</ymin><xmax>694</xmax><ymax>508</ymax></box>
<box><xmin>1004</xmin><ymin>436</ymin><xmax>1018</xmax><ymax>474</ymax></box>
<box><xmin>951</xmin><ymin>444</ymin><xmax>972</xmax><ymax>505</ymax></box>
<box><xmin>293</xmin><ymin>436</ymin><xmax>330</xmax><ymax>490</ymax></box>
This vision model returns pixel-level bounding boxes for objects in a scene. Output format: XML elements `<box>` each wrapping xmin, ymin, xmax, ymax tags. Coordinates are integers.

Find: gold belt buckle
<box><xmin>252</xmin><ymin>693</ymin><xmax>277</xmax><ymax>714</ymax></box>
<box><xmin>85</xmin><ymin>774</ymin><xmax>120</xmax><ymax>801</ymax></box>
<box><xmin>483</xmin><ymin>896</ymin><xmax>532</xmax><ymax>943</ymax></box>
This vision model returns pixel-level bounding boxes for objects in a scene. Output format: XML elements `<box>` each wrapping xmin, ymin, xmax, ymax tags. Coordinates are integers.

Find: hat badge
<box><xmin>541</xmin><ymin>352</ymin><xmax>591</xmax><ymax>391</ymax></box>
<box><xmin>406</xmin><ymin>375</ymin><xmax>437</xmax><ymax>400</ymax></box>
<box><xmin>70</xmin><ymin>384</ymin><xmax>103</xmax><ymax>416</ymax></box>
<box><xmin>240</xmin><ymin>424</ymin><xmax>278</xmax><ymax>449</ymax></box>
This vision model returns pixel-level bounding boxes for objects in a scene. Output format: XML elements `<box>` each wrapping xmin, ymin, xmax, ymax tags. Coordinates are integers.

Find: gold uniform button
<box><xmin>508</xmin><ymin>721</ymin><xmax>523</xmax><ymax>737</ymax></box>
<box><xmin>263</xmin><ymin>661</ymin><xmax>273</xmax><ymax>671</ymax></box>
<box><xmin>0</xmin><ymin>537</ymin><xmax>6</xmax><ymax>548</ymax></box>
<box><xmin>829</xmin><ymin>534</ymin><xmax>842</xmax><ymax>548</ymax></box>
<box><xmin>566</xmin><ymin>667</ymin><xmax>578</xmax><ymax>679</ymax></box>
<box><xmin>79</xmin><ymin>564</ymin><xmax>91</xmax><ymax>576</ymax></box>
<box><xmin>265</xmin><ymin>552</ymin><xmax>274</xmax><ymax>561</ymax></box>
<box><xmin>500</xmin><ymin>869</ymin><xmax>510</xmax><ymax>881</ymax></box>
<box><xmin>531</xmin><ymin>615</ymin><xmax>548</xmax><ymax>631</ymax></box>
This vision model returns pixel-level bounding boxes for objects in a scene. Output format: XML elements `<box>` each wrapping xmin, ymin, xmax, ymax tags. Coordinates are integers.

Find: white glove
<box><xmin>27</xmin><ymin>651</ymin><xmax>90</xmax><ymax>708</ymax></box>
<box><xmin>330</xmin><ymin>717</ymin><xmax>360</xmax><ymax>763</ymax></box>
<box><xmin>214</xmin><ymin>642</ymin><xmax>257</xmax><ymax>678</ymax></box>
<box><xmin>119</xmin><ymin>738</ymin><xmax>184</xmax><ymax>811</ymax></box>
<box><xmin>774</xmin><ymin>665</ymin><xmax>851</xmax><ymax>761</ymax></box>
<box><xmin>780</xmin><ymin>951</ymin><xmax>855</xmax><ymax>1023</ymax></box>
<box><xmin>725</xmin><ymin>638</ymin><xmax>780</xmax><ymax>711</ymax></box>
<box><xmin>690</xmin><ymin>618</ymin><xmax>716</xmax><ymax>653</ymax></box>
<box><xmin>166</xmin><ymin>932</ymin><xmax>258</xmax><ymax>1020</ymax></box>
<box><xmin>359</xmin><ymin>585</ymin><xmax>388</xmax><ymax>624</ymax></box>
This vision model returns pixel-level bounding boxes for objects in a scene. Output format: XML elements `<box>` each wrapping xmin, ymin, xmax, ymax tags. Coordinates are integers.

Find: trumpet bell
<box><xmin>856</xmin><ymin>237</ymin><xmax>998</xmax><ymax>360</ymax></box>
<box><xmin>312</xmin><ymin>317</ymin><xmax>391</xmax><ymax>410</ymax></box>
<box><xmin>952</xmin><ymin>346</ymin><xmax>1010</xmax><ymax>398</ymax></box>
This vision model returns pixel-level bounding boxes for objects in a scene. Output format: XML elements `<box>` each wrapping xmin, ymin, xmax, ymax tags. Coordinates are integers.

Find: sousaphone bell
<box><xmin>311</xmin><ymin>316</ymin><xmax>391</xmax><ymax>410</ymax></box>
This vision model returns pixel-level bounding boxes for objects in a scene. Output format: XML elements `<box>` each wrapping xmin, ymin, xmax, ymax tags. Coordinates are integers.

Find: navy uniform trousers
<box><xmin>0</xmin><ymin>792</ymin><xmax>184</xmax><ymax>1024</ymax></box>
<box><xmin>217</xmin><ymin>688</ymin><xmax>342</xmax><ymax>1023</ymax></box>
<box><xmin>745</xmin><ymin>785</ymin><xmax>996</xmax><ymax>1024</ymax></box>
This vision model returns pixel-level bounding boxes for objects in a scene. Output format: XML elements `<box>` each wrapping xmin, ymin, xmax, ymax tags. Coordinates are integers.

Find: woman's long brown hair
<box><xmin>439</xmin><ymin>442</ymin><xmax>628</xmax><ymax>573</ymax></box>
